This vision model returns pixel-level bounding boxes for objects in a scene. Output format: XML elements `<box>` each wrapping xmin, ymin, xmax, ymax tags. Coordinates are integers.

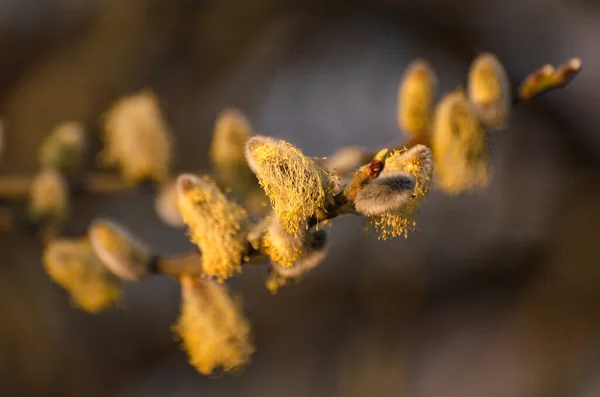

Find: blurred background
<box><xmin>1</xmin><ymin>0</ymin><xmax>600</xmax><ymax>396</ymax></box>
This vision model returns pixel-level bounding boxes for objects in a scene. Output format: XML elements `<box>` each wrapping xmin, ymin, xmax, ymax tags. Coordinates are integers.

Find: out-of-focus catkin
<box><xmin>28</xmin><ymin>168</ymin><xmax>69</xmax><ymax>229</ymax></box>
<box><xmin>432</xmin><ymin>90</ymin><xmax>490</xmax><ymax>195</ymax></box>
<box><xmin>38</xmin><ymin>121</ymin><xmax>87</xmax><ymax>176</ymax></box>
<box><xmin>397</xmin><ymin>59</ymin><xmax>437</xmax><ymax>141</ymax></box>
<box><xmin>89</xmin><ymin>219</ymin><xmax>152</xmax><ymax>281</ymax></box>
<box><xmin>43</xmin><ymin>238</ymin><xmax>122</xmax><ymax>313</ymax></box>
<box><xmin>175</xmin><ymin>274</ymin><xmax>254</xmax><ymax>375</ymax></box>
<box><xmin>467</xmin><ymin>53</ymin><xmax>511</xmax><ymax>129</ymax></box>
<box><xmin>101</xmin><ymin>90</ymin><xmax>172</xmax><ymax>184</ymax></box>
<box><xmin>155</xmin><ymin>179</ymin><xmax>185</xmax><ymax>227</ymax></box>
<box><xmin>210</xmin><ymin>108</ymin><xmax>256</xmax><ymax>191</ymax></box>
<box><xmin>176</xmin><ymin>174</ymin><xmax>250</xmax><ymax>281</ymax></box>
<box><xmin>245</xmin><ymin>136</ymin><xmax>336</xmax><ymax>236</ymax></box>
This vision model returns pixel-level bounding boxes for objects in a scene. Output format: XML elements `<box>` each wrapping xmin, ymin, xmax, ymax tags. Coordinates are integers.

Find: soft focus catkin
<box><xmin>432</xmin><ymin>90</ymin><xmax>490</xmax><ymax>195</ymax></box>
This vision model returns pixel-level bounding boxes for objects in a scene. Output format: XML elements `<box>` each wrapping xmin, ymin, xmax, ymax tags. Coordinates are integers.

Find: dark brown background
<box><xmin>1</xmin><ymin>1</ymin><xmax>600</xmax><ymax>396</ymax></box>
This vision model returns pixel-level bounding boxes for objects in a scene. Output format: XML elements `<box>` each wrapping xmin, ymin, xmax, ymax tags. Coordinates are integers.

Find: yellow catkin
<box><xmin>175</xmin><ymin>274</ymin><xmax>254</xmax><ymax>375</ymax></box>
<box><xmin>262</xmin><ymin>217</ymin><xmax>305</xmax><ymax>269</ymax></box>
<box><xmin>467</xmin><ymin>52</ymin><xmax>511</xmax><ymax>129</ymax></box>
<box><xmin>245</xmin><ymin>136</ymin><xmax>336</xmax><ymax>236</ymax></box>
<box><xmin>177</xmin><ymin>174</ymin><xmax>250</xmax><ymax>281</ymax></box>
<box><xmin>43</xmin><ymin>239</ymin><xmax>122</xmax><ymax>313</ymax></box>
<box><xmin>28</xmin><ymin>168</ymin><xmax>69</xmax><ymax>227</ymax></box>
<box><xmin>367</xmin><ymin>145</ymin><xmax>433</xmax><ymax>239</ymax></box>
<box><xmin>210</xmin><ymin>108</ymin><xmax>256</xmax><ymax>190</ymax></box>
<box><xmin>89</xmin><ymin>220</ymin><xmax>151</xmax><ymax>281</ymax></box>
<box><xmin>397</xmin><ymin>59</ymin><xmax>437</xmax><ymax>140</ymax></box>
<box><xmin>432</xmin><ymin>90</ymin><xmax>490</xmax><ymax>195</ymax></box>
<box><xmin>38</xmin><ymin>121</ymin><xmax>87</xmax><ymax>174</ymax></box>
<box><xmin>101</xmin><ymin>90</ymin><xmax>172</xmax><ymax>184</ymax></box>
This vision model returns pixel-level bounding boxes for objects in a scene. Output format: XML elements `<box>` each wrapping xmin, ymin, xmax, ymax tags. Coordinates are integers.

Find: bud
<box><xmin>519</xmin><ymin>58</ymin><xmax>582</xmax><ymax>101</ymax></box>
<box><xmin>245</xmin><ymin>136</ymin><xmax>337</xmax><ymax>236</ymax></box>
<box><xmin>354</xmin><ymin>172</ymin><xmax>415</xmax><ymax>216</ymax></box>
<box><xmin>43</xmin><ymin>238</ymin><xmax>122</xmax><ymax>313</ymax></box>
<box><xmin>366</xmin><ymin>145</ymin><xmax>434</xmax><ymax>239</ymax></box>
<box><xmin>155</xmin><ymin>179</ymin><xmax>184</xmax><ymax>227</ymax></box>
<box><xmin>467</xmin><ymin>53</ymin><xmax>511</xmax><ymax>130</ymax></box>
<box><xmin>432</xmin><ymin>90</ymin><xmax>490</xmax><ymax>195</ymax></box>
<box><xmin>88</xmin><ymin>219</ymin><xmax>152</xmax><ymax>281</ymax></box>
<box><xmin>210</xmin><ymin>108</ymin><xmax>256</xmax><ymax>191</ymax></box>
<box><xmin>100</xmin><ymin>90</ymin><xmax>172</xmax><ymax>184</ymax></box>
<box><xmin>28</xmin><ymin>168</ymin><xmax>69</xmax><ymax>228</ymax></box>
<box><xmin>176</xmin><ymin>174</ymin><xmax>250</xmax><ymax>281</ymax></box>
<box><xmin>38</xmin><ymin>121</ymin><xmax>87</xmax><ymax>175</ymax></box>
<box><xmin>397</xmin><ymin>59</ymin><xmax>437</xmax><ymax>140</ymax></box>
<box><xmin>265</xmin><ymin>229</ymin><xmax>329</xmax><ymax>294</ymax></box>
<box><xmin>175</xmin><ymin>274</ymin><xmax>254</xmax><ymax>375</ymax></box>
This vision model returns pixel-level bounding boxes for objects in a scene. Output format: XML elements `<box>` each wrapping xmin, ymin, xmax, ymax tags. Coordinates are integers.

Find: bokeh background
<box><xmin>2</xmin><ymin>1</ymin><xmax>600</xmax><ymax>396</ymax></box>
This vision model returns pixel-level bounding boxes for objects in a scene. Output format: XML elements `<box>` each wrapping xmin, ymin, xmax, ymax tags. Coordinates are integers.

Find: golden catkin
<box><xmin>176</xmin><ymin>174</ymin><xmax>250</xmax><ymax>281</ymax></box>
<box><xmin>467</xmin><ymin>53</ymin><xmax>511</xmax><ymax>129</ymax></box>
<box><xmin>101</xmin><ymin>90</ymin><xmax>172</xmax><ymax>184</ymax></box>
<box><xmin>262</xmin><ymin>216</ymin><xmax>305</xmax><ymax>269</ymax></box>
<box><xmin>245</xmin><ymin>136</ymin><xmax>336</xmax><ymax>236</ymax></box>
<box><xmin>28</xmin><ymin>168</ymin><xmax>69</xmax><ymax>228</ymax></box>
<box><xmin>38</xmin><ymin>121</ymin><xmax>87</xmax><ymax>175</ymax></box>
<box><xmin>210</xmin><ymin>108</ymin><xmax>256</xmax><ymax>190</ymax></box>
<box><xmin>367</xmin><ymin>144</ymin><xmax>434</xmax><ymax>239</ymax></box>
<box><xmin>397</xmin><ymin>59</ymin><xmax>437</xmax><ymax>140</ymax></box>
<box><xmin>43</xmin><ymin>239</ymin><xmax>122</xmax><ymax>313</ymax></box>
<box><xmin>175</xmin><ymin>274</ymin><xmax>254</xmax><ymax>375</ymax></box>
<box><xmin>432</xmin><ymin>90</ymin><xmax>490</xmax><ymax>195</ymax></box>
<box><xmin>89</xmin><ymin>220</ymin><xmax>152</xmax><ymax>281</ymax></box>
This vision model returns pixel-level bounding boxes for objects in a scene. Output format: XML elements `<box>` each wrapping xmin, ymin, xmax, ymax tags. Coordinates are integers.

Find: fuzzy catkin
<box><xmin>177</xmin><ymin>174</ymin><xmax>250</xmax><ymax>281</ymax></box>
<box><xmin>468</xmin><ymin>53</ymin><xmax>511</xmax><ymax>130</ymax></box>
<box><xmin>210</xmin><ymin>108</ymin><xmax>256</xmax><ymax>189</ymax></box>
<box><xmin>367</xmin><ymin>144</ymin><xmax>434</xmax><ymax>239</ymax></box>
<box><xmin>397</xmin><ymin>59</ymin><xmax>437</xmax><ymax>139</ymax></box>
<box><xmin>245</xmin><ymin>136</ymin><xmax>336</xmax><ymax>236</ymax></box>
<box><xmin>432</xmin><ymin>90</ymin><xmax>490</xmax><ymax>195</ymax></box>
<box><xmin>43</xmin><ymin>239</ymin><xmax>122</xmax><ymax>313</ymax></box>
<box><xmin>101</xmin><ymin>90</ymin><xmax>172</xmax><ymax>183</ymax></box>
<box><xmin>28</xmin><ymin>168</ymin><xmax>69</xmax><ymax>227</ymax></box>
<box><xmin>175</xmin><ymin>274</ymin><xmax>254</xmax><ymax>375</ymax></box>
<box><xmin>89</xmin><ymin>220</ymin><xmax>152</xmax><ymax>281</ymax></box>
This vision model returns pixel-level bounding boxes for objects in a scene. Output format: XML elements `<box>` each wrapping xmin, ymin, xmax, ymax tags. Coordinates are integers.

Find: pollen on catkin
<box><xmin>43</xmin><ymin>238</ymin><xmax>122</xmax><ymax>313</ymax></box>
<box><xmin>245</xmin><ymin>136</ymin><xmax>336</xmax><ymax>236</ymax></box>
<box><xmin>262</xmin><ymin>216</ymin><xmax>305</xmax><ymax>269</ymax></box>
<box><xmin>467</xmin><ymin>53</ymin><xmax>511</xmax><ymax>130</ymax></box>
<box><xmin>176</xmin><ymin>174</ymin><xmax>250</xmax><ymax>281</ymax></box>
<box><xmin>432</xmin><ymin>90</ymin><xmax>490</xmax><ymax>195</ymax></box>
<box><xmin>38</xmin><ymin>121</ymin><xmax>87</xmax><ymax>175</ymax></box>
<box><xmin>28</xmin><ymin>168</ymin><xmax>69</xmax><ymax>228</ymax></box>
<box><xmin>397</xmin><ymin>59</ymin><xmax>437</xmax><ymax>140</ymax></box>
<box><xmin>100</xmin><ymin>90</ymin><xmax>172</xmax><ymax>184</ymax></box>
<box><xmin>89</xmin><ymin>219</ymin><xmax>152</xmax><ymax>281</ymax></box>
<box><xmin>366</xmin><ymin>144</ymin><xmax>434</xmax><ymax>239</ymax></box>
<box><xmin>175</xmin><ymin>274</ymin><xmax>254</xmax><ymax>375</ymax></box>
